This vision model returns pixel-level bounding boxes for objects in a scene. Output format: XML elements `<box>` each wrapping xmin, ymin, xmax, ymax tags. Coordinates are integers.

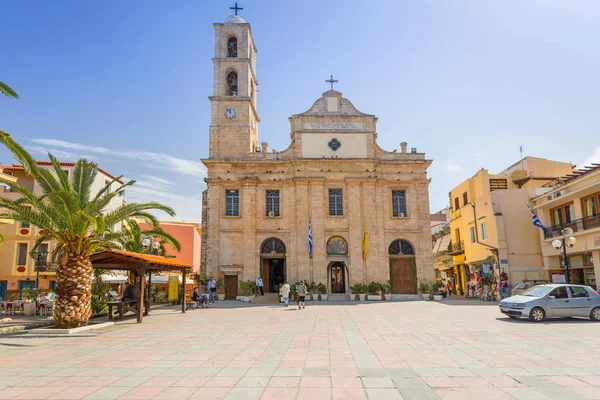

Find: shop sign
<box><xmin>500</xmin><ymin>259</ymin><xmax>508</xmax><ymax>264</ymax></box>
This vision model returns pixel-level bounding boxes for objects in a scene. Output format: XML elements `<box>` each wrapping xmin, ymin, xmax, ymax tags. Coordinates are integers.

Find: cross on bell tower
<box><xmin>230</xmin><ymin>2</ymin><xmax>243</xmax><ymax>15</ymax></box>
<box><xmin>326</xmin><ymin>75</ymin><xmax>338</xmax><ymax>90</ymax></box>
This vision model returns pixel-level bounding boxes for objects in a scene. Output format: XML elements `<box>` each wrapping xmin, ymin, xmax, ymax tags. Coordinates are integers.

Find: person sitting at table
<box><xmin>123</xmin><ymin>284</ymin><xmax>139</xmax><ymax>301</ymax></box>
<box><xmin>192</xmin><ymin>287</ymin><xmax>209</xmax><ymax>308</ymax></box>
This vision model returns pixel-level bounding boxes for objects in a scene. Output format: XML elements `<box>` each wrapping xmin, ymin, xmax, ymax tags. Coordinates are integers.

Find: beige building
<box><xmin>0</xmin><ymin>161</ymin><xmax>124</xmax><ymax>299</ymax></box>
<box><xmin>448</xmin><ymin>157</ymin><xmax>573</xmax><ymax>293</ymax></box>
<box><xmin>531</xmin><ymin>164</ymin><xmax>600</xmax><ymax>288</ymax></box>
<box><xmin>201</xmin><ymin>13</ymin><xmax>434</xmax><ymax>299</ymax></box>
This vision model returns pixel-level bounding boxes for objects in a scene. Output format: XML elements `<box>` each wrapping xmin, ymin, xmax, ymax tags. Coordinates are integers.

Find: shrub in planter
<box><xmin>367</xmin><ymin>281</ymin><xmax>382</xmax><ymax>301</ymax></box>
<box><xmin>418</xmin><ymin>281</ymin><xmax>431</xmax><ymax>300</ymax></box>
<box><xmin>381</xmin><ymin>281</ymin><xmax>392</xmax><ymax>300</ymax></box>
<box><xmin>349</xmin><ymin>284</ymin><xmax>362</xmax><ymax>301</ymax></box>
<box><xmin>317</xmin><ymin>282</ymin><xmax>327</xmax><ymax>300</ymax></box>
<box><xmin>306</xmin><ymin>281</ymin><xmax>316</xmax><ymax>300</ymax></box>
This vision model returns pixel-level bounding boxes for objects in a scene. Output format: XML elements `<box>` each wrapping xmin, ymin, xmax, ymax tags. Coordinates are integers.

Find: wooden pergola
<box><xmin>90</xmin><ymin>249</ymin><xmax>193</xmax><ymax>323</ymax></box>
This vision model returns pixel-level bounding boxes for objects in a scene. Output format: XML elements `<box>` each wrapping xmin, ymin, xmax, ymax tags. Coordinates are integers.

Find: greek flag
<box><xmin>308</xmin><ymin>221</ymin><xmax>313</xmax><ymax>258</ymax></box>
<box><xmin>527</xmin><ymin>204</ymin><xmax>545</xmax><ymax>230</ymax></box>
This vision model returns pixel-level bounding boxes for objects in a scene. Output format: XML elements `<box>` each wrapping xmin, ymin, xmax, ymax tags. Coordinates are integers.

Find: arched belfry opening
<box><xmin>260</xmin><ymin>238</ymin><xmax>286</xmax><ymax>293</ymax></box>
<box><xmin>226</xmin><ymin>71</ymin><xmax>238</xmax><ymax>96</ymax></box>
<box><xmin>389</xmin><ymin>239</ymin><xmax>417</xmax><ymax>294</ymax></box>
<box><xmin>227</xmin><ymin>36</ymin><xmax>238</xmax><ymax>57</ymax></box>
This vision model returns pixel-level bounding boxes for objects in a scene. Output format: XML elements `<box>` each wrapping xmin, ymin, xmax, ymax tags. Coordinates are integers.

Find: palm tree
<box><xmin>108</xmin><ymin>220</ymin><xmax>181</xmax><ymax>255</ymax></box>
<box><xmin>0</xmin><ymin>133</ymin><xmax>177</xmax><ymax>328</ymax></box>
<box><xmin>0</xmin><ymin>81</ymin><xmax>19</xmax><ymax>99</ymax></box>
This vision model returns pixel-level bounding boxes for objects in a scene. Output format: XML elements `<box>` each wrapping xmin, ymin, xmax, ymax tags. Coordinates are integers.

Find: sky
<box><xmin>2</xmin><ymin>0</ymin><xmax>599</xmax><ymax>222</ymax></box>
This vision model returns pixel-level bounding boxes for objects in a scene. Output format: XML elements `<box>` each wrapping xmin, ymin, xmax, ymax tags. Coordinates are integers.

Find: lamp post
<box><xmin>31</xmin><ymin>251</ymin><xmax>48</xmax><ymax>290</ymax></box>
<box><xmin>552</xmin><ymin>229</ymin><xmax>576</xmax><ymax>284</ymax></box>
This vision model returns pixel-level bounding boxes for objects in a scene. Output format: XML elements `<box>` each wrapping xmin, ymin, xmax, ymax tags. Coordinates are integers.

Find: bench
<box><xmin>107</xmin><ymin>299</ymin><xmax>150</xmax><ymax>320</ymax></box>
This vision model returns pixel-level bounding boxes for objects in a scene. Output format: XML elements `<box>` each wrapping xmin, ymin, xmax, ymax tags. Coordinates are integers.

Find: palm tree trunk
<box><xmin>54</xmin><ymin>253</ymin><xmax>93</xmax><ymax>328</ymax></box>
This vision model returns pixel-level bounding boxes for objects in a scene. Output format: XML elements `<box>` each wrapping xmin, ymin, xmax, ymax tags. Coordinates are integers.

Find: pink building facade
<box><xmin>139</xmin><ymin>221</ymin><xmax>201</xmax><ymax>274</ymax></box>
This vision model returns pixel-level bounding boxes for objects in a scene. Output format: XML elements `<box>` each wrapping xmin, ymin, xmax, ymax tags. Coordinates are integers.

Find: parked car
<box><xmin>511</xmin><ymin>280</ymin><xmax>547</xmax><ymax>296</ymax></box>
<box><xmin>499</xmin><ymin>284</ymin><xmax>600</xmax><ymax>322</ymax></box>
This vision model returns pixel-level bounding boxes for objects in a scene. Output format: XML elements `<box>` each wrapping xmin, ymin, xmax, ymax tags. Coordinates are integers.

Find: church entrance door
<box><xmin>390</xmin><ymin>259</ymin><xmax>416</xmax><ymax>294</ymax></box>
<box><xmin>329</xmin><ymin>262</ymin><xmax>346</xmax><ymax>294</ymax></box>
<box><xmin>225</xmin><ymin>275</ymin><xmax>238</xmax><ymax>300</ymax></box>
<box><xmin>262</xmin><ymin>258</ymin><xmax>285</xmax><ymax>293</ymax></box>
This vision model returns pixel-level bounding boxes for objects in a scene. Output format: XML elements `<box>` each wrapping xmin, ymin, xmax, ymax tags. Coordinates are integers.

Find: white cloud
<box><xmin>27</xmin><ymin>138</ymin><xmax>204</xmax><ymax>223</ymax></box>
<box><xmin>475</xmin><ymin>151</ymin><xmax>484</xmax><ymax>157</ymax></box>
<box><xmin>445</xmin><ymin>161</ymin><xmax>461</xmax><ymax>171</ymax></box>
<box><xmin>580</xmin><ymin>146</ymin><xmax>600</xmax><ymax>167</ymax></box>
<box><xmin>29</xmin><ymin>139</ymin><xmax>206</xmax><ymax>178</ymax></box>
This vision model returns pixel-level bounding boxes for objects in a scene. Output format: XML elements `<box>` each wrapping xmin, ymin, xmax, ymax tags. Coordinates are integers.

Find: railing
<box><xmin>544</xmin><ymin>214</ymin><xmax>600</xmax><ymax>239</ymax></box>
<box><xmin>449</xmin><ymin>240</ymin><xmax>464</xmax><ymax>254</ymax></box>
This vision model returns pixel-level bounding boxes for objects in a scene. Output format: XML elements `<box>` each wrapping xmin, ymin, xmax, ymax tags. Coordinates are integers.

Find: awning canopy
<box><xmin>91</xmin><ymin>249</ymin><xmax>193</xmax><ymax>272</ymax></box>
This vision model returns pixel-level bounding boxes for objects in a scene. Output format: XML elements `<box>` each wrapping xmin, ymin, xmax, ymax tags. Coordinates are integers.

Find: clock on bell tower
<box><xmin>208</xmin><ymin>10</ymin><xmax>259</xmax><ymax>158</ymax></box>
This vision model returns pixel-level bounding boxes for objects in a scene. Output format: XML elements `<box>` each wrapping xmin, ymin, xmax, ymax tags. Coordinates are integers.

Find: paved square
<box><xmin>2</xmin><ymin>299</ymin><xmax>600</xmax><ymax>399</ymax></box>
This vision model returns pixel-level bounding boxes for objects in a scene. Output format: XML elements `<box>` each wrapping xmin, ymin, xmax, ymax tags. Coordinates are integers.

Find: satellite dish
<box><xmin>562</xmin><ymin>227</ymin><xmax>574</xmax><ymax>237</ymax></box>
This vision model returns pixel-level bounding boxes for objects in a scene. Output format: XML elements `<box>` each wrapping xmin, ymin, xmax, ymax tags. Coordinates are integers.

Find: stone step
<box><xmin>327</xmin><ymin>294</ymin><xmax>350</xmax><ymax>301</ymax></box>
<box><xmin>251</xmin><ymin>293</ymin><xmax>279</xmax><ymax>304</ymax></box>
<box><xmin>391</xmin><ymin>294</ymin><xmax>423</xmax><ymax>302</ymax></box>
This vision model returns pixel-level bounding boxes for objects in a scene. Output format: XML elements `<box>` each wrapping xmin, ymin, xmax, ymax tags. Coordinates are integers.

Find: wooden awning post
<box><xmin>146</xmin><ymin>272</ymin><xmax>152</xmax><ymax>315</ymax></box>
<box><xmin>181</xmin><ymin>268</ymin><xmax>187</xmax><ymax>314</ymax></box>
<box><xmin>137</xmin><ymin>268</ymin><xmax>145</xmax><ymax>323</ymax></box>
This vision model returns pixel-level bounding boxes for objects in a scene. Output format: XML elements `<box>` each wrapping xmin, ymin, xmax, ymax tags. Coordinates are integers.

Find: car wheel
<box><xmin>529</xmin><ymin>307</ymin><xmax>546</xmax><ymax>322</ymax></box>
<box><xmin>590</xmin><ymin>307</ymin><xmax>600</xmax><ymax>321</ymax></box>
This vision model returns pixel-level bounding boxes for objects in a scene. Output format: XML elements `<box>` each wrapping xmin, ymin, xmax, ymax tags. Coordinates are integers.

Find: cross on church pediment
<box><xmin>326</xmin><ymin>75</ymin><xmax>338</xmax><ymax>90</ymax></box>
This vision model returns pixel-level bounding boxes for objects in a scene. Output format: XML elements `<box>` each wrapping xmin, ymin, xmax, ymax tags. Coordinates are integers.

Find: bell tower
<box><xmin>208</xmin><ymin>8</ymin><xmax>259</xmax><ymax>158</ymax></box>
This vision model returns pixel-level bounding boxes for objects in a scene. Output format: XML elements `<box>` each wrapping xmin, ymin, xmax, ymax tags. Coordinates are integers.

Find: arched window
<box><xmin>327</xmin><ymin>236</ymin><xmax>348</xmax><ymax>255</ymax></box>
<box><xmin>226</xmin><ymin>71</ymin><xmax>238</xmax><ymax>96</ymax></box>
<box><xmin>389</xmin><ymin>239</ymin><xmax>415</xmax><ymax>255</ymax></box>
<box><xmin>227</xmin><ymin>37</ymin><xmax>238</xmax><ymax>57</ymax></box>
<box><xmin>261</xmin><ymin>237</ymin><xmax>286</xmax><ymax>254</ymax></box>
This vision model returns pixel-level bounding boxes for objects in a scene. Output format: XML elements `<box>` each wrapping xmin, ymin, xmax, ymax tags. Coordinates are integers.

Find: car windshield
<box><xmin>514</xmin><ymin>284</ymin><xmax>526</xmax><ymax>289</ymax></box>
<box><xmin>522</xmin><ymin>286</ymin><xmax>553</xmax><ymax>297</ymax></box>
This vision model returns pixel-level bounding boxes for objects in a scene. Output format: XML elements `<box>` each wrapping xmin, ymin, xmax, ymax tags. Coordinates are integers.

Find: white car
<box><xmin>499</xmin><ymin>284</ymin><xmax>600</xmax><ymax>322</ymax></box>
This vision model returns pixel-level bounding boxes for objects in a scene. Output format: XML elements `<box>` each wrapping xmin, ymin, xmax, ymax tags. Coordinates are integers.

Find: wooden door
<box><xmin>390</xmin><ymin>258</ymin><xmax>416</xmax><ymax>294</ymax></box>
<box><xmin>262</xmin><ymin>259</ymin><xmax>270</xmax><ymax>293</ymax></box>
<box><xmin>225</xmin><ymin>275</ymin><xmax>238</xmax><ymax>300</ymax></box>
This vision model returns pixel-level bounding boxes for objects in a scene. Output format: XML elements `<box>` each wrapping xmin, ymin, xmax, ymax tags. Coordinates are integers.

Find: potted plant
<box><xmin>382</xmin><ymin>281</ymin><xmax>392</xmax><ymax>301</ymax></box>
<box><xmin>431</xmin><ymin>281</ymin><xmax>444</xmax><ymax>301</ymax></box>
<box><xmin>367</xmin><ymin>281</ymin><xmax>382</xmax><ymax>301</ymax></box>
<box><xmin>306</xmin><ymin>281</ymin><xmax>315</xmax><ymax>301</ymax></box>
<box><xmin>353</xmin><ymin>284</ymin><xmax>366</xmax><ymax>301</ymax></box>
<box><xmin>216</xmin><ymin>278</ymin><xmax>225</xmax><ymax>301</ymax></box>
<box><xmin>317</xmin><ymin>282</ymin><xmax>327</xmax><ymax>300</ymax></box>
<box><xmin>236</xmin><ymin>280</ymin><xmax>256</xmax><ymax>302</ymax></box>
<box><xmin>291</xmin><ymin>283</ymin><xmax>299</xmax><ymax>304</ymax></box>
<box><xmin>418</xmin><ymin>281</ymin><xmax>431</xmax><ymax>300</ymax></box>
<box><xmin>349</xmin><ymin>284</ymin><xmax>360</xmax><ymax>301</ymax></box>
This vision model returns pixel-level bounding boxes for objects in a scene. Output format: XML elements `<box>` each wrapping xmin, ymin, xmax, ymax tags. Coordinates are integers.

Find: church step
<box><xmin>327</xmin><ymin>294</ymin><xmax>350</xmax><ymax>301</ymax></box>
<box><xmin>391</xmin><ymin>294</ymin><xmax>423</xmax><ymax>302</ymax></box>
<box><xmin>251</xmin><ymin>293</ymin><xmax>279</xmax><ymax>304</ymax></box>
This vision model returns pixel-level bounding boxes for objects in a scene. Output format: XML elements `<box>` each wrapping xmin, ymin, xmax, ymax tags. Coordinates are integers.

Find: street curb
<box><xmin>0</xmin><ymin>321</ymin><xmax>53</xmax><ymax>335</ymax></box>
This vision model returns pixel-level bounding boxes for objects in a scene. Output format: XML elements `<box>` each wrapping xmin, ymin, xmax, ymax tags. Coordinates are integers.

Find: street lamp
<box><xmin>31</xmin><ymin>251</ymin><xmax>48</xmax><ymax>290</ymax></box>
<box><xmin>142</xmin><ymin>238</ymin><xmax>161</xmax><ymax>255</ymax></box>
<box><xmin>551</xmin><ymin>228</ymin><xmax>577</xmax><ymax>284</ymax></box>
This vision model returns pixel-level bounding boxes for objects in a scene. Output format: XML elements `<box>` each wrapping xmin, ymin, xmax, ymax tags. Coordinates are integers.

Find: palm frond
<box><xmin>0</xmin><ymin>81</ymin><xmax>19</xmax><ymax>99</ymax></box>
<box><xmin>48</xmin><ymin>152</ymin><xmax>71</xmax><ymax>191</ymax></box>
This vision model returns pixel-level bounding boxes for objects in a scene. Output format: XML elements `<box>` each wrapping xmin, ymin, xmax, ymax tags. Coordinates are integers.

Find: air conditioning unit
<box><xmin>255</xmin><ymin>147</ymin><xmax>262</xmax><ymax>152</ymax></box>
<box><xmin>268</xmin><ymin>211</ymin><xmax>275</xmax><ymax>217</ymax></box>
<box><xmin>396</xmin><ymin>212</ymin><xmax>405</xmax><ymax>218</ymax></box>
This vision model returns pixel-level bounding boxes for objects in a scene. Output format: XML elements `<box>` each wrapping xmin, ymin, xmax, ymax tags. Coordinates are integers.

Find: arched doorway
<box><xmin>327</xmin><ymin>236</ymin><xmax>349</xmax><ymax>294</ymax></box>
<box><xmin>260</xmin><ymin>238</ymin><xmax>286</xmax><ymax>293</ymax></box>
<box><xmin>329</xmin><ymin>262</ymin><xmax>346</xmax><ymax>293</ymax></box>
<box><xmin>389</xmin><ymin>239</ymin><xmax>417</xmax><ymax>294</ymax></box>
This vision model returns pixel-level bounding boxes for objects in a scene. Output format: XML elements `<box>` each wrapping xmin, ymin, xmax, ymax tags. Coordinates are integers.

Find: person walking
<box><xmin>207</xmin><ymin>277</ymin><xmax>216</xmax><ymax>303</ymax></box>
<box><xmin>281</xmin><ymin>281</ymin><xmax>290</xmax><ymax>307</ymax></box>
<box><xmin>446</xmin><ymin>281</ymin><xmax>452</xmax><ymax>297</ymax></box>
<box><xmin>256</xmin><ymin>277</ymin><xmax>264</xmax><ymax>296</ymax></box>
<box><xmin>297</xmin><ymin>280</ymin><xmax>308</xmax><ymax>310</ymax></box>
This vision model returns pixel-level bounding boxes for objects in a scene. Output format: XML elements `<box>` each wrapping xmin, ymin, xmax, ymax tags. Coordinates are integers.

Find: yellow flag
<box><xmin>362</xmin><ymin>225</ymin><xmax>369</xmax><ymax>260</ymax></box>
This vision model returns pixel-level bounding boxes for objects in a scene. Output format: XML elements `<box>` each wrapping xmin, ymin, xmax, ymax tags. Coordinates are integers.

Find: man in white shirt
<box><xmin>281</xmin><ymin>281</ymin><xmax>290</xmax><ymax>307</ymax></box>
<box><xmin>256</xmin><ymin>277</ymin><xmax>264</xmax><ymax>296</ymax></box>
<box><xmin>207</xmin><ymin>277</ymin><xmax>216</xmax><ymax>303</ymax></box>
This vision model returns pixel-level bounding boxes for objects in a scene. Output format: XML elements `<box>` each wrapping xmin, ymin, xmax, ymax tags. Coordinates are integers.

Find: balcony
<box><xmin>449</xmin><ymin>240</ymin><xmax>464</xmax><ymax>254</ymax></box>
<box><xmin>544</xmin><ymin>214</ymin><xmax>600</xmax><ymax>239</ymax></box>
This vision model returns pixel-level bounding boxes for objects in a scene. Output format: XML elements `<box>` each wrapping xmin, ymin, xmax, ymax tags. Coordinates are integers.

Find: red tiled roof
<box><xmin>2</xmin><ymin>161</ymin><xmax>123</xmax><ymax>184</ymax></box>
<box><xmin>91</xmin><ymin>249</ymin><xmax>192</xmax><ymax>270</ymax></box>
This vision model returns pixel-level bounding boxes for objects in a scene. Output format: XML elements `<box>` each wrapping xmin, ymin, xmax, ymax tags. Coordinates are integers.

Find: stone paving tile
<box><xmin>5</xmin><ymin>301</ymin><xmax>600</xmax><ymax>399</ymax></box>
